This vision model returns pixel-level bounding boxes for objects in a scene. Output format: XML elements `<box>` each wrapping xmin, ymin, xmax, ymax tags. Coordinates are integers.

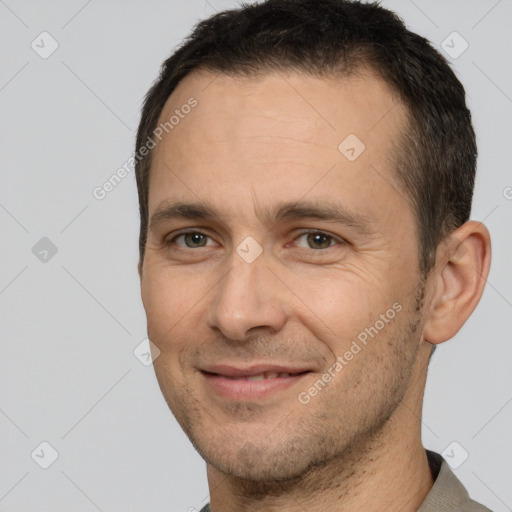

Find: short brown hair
<box><xmin>135</xmin><ymin>0</ymin><xmax>476</xmax><ymax>275</ymax></box>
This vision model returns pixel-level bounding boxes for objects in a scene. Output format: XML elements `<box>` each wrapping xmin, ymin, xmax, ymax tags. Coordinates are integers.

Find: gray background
<box><xmin>0</xmin><ymin>1</ymin><xmax>511</xmax><ymax>511</ymax></box>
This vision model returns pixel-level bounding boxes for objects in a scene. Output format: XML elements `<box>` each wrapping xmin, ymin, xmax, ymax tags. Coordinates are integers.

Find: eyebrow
<box><xmin>149</xmin><ymin>202</ymin><xmax>217</xmax><ymax>231</ymax></box>
<box><xmin>149</xmin><ymin>200</ymin><xmax>377</xmax><ymax>235</ymax></box>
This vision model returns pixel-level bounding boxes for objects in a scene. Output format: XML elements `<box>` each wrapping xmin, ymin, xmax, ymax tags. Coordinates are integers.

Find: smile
<box><xmin>199</xmin><ymin>365</ymin><xmax>312</xmax><ymax>401</ymax></box>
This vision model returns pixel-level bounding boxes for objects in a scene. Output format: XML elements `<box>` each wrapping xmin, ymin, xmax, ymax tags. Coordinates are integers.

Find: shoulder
<box><xmin>418</xmin><ymin>450</ymin><xmax>493</xmax><ymax>512</ymax></box>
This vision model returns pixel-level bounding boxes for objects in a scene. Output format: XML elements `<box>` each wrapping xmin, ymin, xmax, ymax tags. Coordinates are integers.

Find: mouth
<box><xmin>199</xmin><ymin>364</ymin><xmax>313</xmax><ymax>401</ymax></box>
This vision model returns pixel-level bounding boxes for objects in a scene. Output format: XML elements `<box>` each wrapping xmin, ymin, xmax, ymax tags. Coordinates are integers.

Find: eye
<box><xmin>293</xmin><ymin>231</ymin><xmax>340</xmax><ymax>250</ymax></box>
<box><xmin>171</xmin><ymin>232</ymin><xmax>215</xmax><ymax>248</ymax></box>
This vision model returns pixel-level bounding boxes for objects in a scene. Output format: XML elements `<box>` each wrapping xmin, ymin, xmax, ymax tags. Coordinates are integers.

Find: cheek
<box><xmin>141</xmin><ymin>266</ymin><xmax>209</xmax><ymax>352</ymax></box>
<box><xmin>286</xmin><ymin>267</ymin><xmax>399</xmax><ymax>354</ymax></box>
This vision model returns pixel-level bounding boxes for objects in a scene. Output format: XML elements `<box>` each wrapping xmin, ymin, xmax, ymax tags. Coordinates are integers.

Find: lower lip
<box><xmin>200</xmin><ymin>372</ymin><xmax>310</xmax><ymax>401</ymax></box>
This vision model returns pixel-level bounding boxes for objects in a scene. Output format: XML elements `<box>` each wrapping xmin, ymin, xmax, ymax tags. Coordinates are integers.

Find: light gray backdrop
<box><xmin>1</xmin><ymin>1</ymin><xmax>511</xmax><ymax>511</ymax></box>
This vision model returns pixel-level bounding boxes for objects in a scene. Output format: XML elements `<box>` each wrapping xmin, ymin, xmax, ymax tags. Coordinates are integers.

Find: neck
<box><xmin>206</xmin><ymin>347</ymin><xmax>434</xmax><ymax>512</ymax></box>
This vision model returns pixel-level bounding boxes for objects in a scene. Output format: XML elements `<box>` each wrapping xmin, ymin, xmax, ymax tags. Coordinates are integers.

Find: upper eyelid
<box><xmin>294</xmin><ymin>229</ymin><xmax>343</xmax><ymax>241</ymax></box>
<box><xmin>291</xmin><ymin>231</ymin><xmax>345</xmax><ymax>249</ymax></box>
<box><xmin>168</xmin><ymin>231</ymin><xmax>218</xmax><ymax>246</ymax></box>
<box><xmin>166</xmin><ymin>227</ymin><xmax>216</xmax><ymax>239</ymax></box>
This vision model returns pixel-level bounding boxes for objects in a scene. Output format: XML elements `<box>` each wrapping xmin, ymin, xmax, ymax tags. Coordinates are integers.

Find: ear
<box><xmin>422</xmin><ymin>221</ymin><xmax>491</xmax><ymax>345</ymax></box>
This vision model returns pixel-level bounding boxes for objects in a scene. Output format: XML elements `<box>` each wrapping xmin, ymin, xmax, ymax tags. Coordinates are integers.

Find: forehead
<box><xmin>148</xmin><ymin>68</ymin><xmax>410</xmax><ymax>229</ymax></box>
<box><xmin>154</xmin><ymin>67</ymin><xmax>405</xmax><ymax>151</ymax></box>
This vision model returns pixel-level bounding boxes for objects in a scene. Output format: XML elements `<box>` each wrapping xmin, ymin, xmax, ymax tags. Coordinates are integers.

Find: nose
<box><xmin>206</xmin><ymin>249</ymin><xmax>288</xmax><ymax>342</ymax></box>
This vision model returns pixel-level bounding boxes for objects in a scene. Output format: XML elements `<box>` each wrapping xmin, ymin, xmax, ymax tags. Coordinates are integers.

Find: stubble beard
<box><xmin>154</xmin><ymin>283</ymin><xmax>426</xmax><ymax>494</ymax></box>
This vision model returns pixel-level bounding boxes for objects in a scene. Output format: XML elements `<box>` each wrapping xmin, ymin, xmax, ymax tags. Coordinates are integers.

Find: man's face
<box><xmin>140</xmin><ymin>69</ymin><xmax>429</xmax><ymax>481</ymax></box>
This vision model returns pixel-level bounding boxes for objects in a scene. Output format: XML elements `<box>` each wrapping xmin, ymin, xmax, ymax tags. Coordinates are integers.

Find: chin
<box><xmin>192</xmin><ymin>427</ymin><xmax>333</xmax><ymax>484</ymax></box>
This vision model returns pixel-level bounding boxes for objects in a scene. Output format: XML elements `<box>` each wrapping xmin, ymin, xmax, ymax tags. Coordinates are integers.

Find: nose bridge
<box><xmin>208</xmin><ymin>246</ymin><xmax>287</xmax><ymax>341</ymax></box>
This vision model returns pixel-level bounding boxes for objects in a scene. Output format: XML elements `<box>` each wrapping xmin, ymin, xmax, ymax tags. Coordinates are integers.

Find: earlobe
<box><xmin>422</xmin><ymin>221</ymin><xmax>491</xmax><ymax>345</ymax></box>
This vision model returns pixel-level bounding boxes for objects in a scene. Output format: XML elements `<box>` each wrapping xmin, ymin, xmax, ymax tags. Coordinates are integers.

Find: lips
<box><xmin>200</xmin><ymin>364</ymin><xmax>311</xmax><ymax>378</ymax></box>
<box><xmin>220</xmin><ymin>371</ymin><xmax>297</xmax><ymax>381</ymax></box>
<box><xmin>199</xmin><ymin>364</ymin><xmax>312</xmax><ymax>401</ymax></box>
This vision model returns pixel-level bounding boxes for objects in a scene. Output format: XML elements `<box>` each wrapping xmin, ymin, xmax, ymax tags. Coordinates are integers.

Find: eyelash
<box><xmin>166</xmin><ymin>230</ymin><xmax>345</xmax><ymax>250</ymax></box>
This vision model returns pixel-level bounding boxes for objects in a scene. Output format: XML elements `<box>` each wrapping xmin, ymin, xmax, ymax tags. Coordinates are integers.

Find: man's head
<box><xmin>136</xmin><ymin>0</ymin><xmax>490</xmax><ymax>488</ymax></box>
<box><xmin>136</xmin><ymin>0</ymin><xmax>477</xmax><ymax>276</ymax></box>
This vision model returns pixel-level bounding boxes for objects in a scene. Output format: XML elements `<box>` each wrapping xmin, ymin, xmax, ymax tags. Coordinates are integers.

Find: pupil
<box><xmin>186</xmin><ymin>233</ymin><xmax>206</xmax><ymax>247</ymax></box>
<box><xmin>308</xmin><ymin>233</ymin><xmax>330</xmax><ymax>249</ymax></box>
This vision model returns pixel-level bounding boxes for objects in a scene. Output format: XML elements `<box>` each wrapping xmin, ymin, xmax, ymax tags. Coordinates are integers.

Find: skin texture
<box><xmin>139</xmin><ymin>69</ymin><xmax>491</xmax><ymax>512</ymax></box>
